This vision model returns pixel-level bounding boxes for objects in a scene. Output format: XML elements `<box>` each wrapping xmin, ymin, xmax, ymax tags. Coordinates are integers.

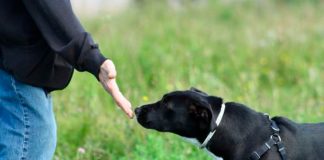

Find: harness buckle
<box><xmin>263</xmin><ymin>113</ymin><xmax>270</xmax><ymax>120</ymax></box>
<box><xmin>270</xmin><ymin>133</ymin><xmax>282</xmax><ymax>143</ymax></box>
<box><xmin>253</xmin><ymin>151</ymin><xmax>261</xmax><ymax>159</ymax></box>
<box><xmin>271</xmin><ymin>121</ymin><xmax>280</xmax><ymax>132</ymax></box>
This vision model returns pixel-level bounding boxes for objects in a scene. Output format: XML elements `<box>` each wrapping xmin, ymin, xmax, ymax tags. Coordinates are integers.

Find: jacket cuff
<box><xmin>79</xmin><ymin>33</ymin><xmax>107</xmax><ymax>80</ymax></box>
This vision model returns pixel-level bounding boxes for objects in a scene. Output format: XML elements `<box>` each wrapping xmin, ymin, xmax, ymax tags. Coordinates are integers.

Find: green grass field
<box><xmin>53</xmin><ymin>1</ymin><xmax>323</xmax><ymax>159</ymax></box>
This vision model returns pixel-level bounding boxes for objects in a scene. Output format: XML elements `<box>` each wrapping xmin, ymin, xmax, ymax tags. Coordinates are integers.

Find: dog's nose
<box><xmin>135</xmin><ymin>108</ymin><xmax>141</xmax><ymax>116</ymax></box>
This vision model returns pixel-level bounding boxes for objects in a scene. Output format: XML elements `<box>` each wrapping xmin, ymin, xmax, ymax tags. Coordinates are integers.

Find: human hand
<box><xmin>99</xmin><ymin>59</ymin><xmax>134</xmax><ymax>118</ymax></box>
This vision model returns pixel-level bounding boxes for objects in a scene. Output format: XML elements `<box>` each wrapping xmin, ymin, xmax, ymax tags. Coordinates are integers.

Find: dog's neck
<box><xmin>197</xmin><ymin>102</ymin><xmax>273</xmax><ymax>160</ymax></box>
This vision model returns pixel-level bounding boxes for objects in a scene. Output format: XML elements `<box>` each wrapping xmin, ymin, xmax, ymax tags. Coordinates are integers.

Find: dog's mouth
<box><xmin>137</xmin><ymin>117</ymin><xmax>154</xmax><ymax>129</ymax></box>
<box><xmin>142</xmin><ymin>120</ymin><xmax>154</xmax><ymax>128</ymax></box>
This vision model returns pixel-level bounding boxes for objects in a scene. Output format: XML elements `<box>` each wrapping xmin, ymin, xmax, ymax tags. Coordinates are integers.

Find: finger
<box><xmin>107</xmin><ymin>79</ymin><xmax>134</xmax><ymax>118</ymax></box>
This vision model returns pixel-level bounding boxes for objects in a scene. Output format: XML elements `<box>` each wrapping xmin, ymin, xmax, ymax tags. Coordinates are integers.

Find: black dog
<box><xmin>135</xmin><ymin>88</ymin><xmax>324</xmax><ymax>160</ymax></box>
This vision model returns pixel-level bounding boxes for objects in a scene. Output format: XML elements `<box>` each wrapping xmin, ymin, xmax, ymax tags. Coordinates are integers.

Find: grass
<box><xmin>53</xmin><ymin>1</ymin><xmax>323</xmax><ymax>159</ymax></box>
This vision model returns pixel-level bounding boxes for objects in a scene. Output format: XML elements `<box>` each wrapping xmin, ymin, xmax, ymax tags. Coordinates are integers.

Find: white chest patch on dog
<box><xmin>182</xmin><ymin>137</ymin><xmax>223</xmax><ymax>160</ymax></box>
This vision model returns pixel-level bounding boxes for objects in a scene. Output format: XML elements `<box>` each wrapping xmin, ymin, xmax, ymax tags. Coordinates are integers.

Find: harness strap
<box><xmin>248</xmin><ymin>119</ymin><xmax>288</xmax><ymax>160</ymax></box>
<box><xmin>249</xmin><ymin>138</ymin><xmax>277</xmax><ymax>160</ymax></box>
<box><xmin>277</xmin><ymin>141</ymin><xmax>287</xmax><ymax>160</ymax></box>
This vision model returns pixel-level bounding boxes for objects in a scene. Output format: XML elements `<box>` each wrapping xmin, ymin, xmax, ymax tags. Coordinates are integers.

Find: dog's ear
<box><xmin>188</xmin><ymin>98</ymin><xmax>221</xmax><ymax>132</ymax></box>
<box><xmin>189</xmin><ymin>102</ymin><xmax>210</xmax><ymax>122</ymax></box>
<box><xmin>189</xmin><ymin>87</ymin><xmax>208</xmax><ymax>96</ymax></box>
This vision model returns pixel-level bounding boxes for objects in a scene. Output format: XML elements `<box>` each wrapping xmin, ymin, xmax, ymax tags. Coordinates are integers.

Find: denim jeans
<box><xmin>0</xmin><ymin>69</ymin><xmax>56</xmax><ymax>160</ymax></box>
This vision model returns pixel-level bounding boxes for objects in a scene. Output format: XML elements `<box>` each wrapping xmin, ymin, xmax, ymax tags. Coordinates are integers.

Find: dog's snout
<box><xmin>135</xmin><ymin>107</ymin><xmax>150</xmax><ymax>116</ymax></box>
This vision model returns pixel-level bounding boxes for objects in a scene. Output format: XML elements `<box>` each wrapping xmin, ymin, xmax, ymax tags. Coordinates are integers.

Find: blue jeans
<box><xmin>0</xmin><ymin>69</ymin><xmax>56</xmax><ymax>160</ymax></box>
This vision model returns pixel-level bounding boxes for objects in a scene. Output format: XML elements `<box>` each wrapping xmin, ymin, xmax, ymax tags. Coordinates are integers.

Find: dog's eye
<box><xmin>160</xmin><ymin>99</ymin><xmax>167</xmax><ymax>106</ymax></box>
<box><xmin>161</xmin><ymin>101</ymin><xmax>173</xmax><ymax>111</ymax></box>
<box><xmin>162</xmin><ymin>102</ymin><xmax>169</xmax><ymax>108</ymax></box>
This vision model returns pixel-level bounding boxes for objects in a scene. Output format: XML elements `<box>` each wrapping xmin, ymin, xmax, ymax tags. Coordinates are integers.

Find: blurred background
<box><xmin>54</xmin><ymin>0</ymin><xmax>323</xmax><ymax>159</ymax></box>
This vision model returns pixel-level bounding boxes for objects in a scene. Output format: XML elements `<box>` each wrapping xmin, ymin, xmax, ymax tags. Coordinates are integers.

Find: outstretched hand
<box><xmin>99</xmin><ymin>59</ymin><xmax>134</xmax><ymax>118</ymax></box>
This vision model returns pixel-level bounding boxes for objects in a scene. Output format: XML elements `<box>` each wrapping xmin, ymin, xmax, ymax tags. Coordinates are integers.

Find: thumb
<box><xmin>106</xmin><ymin>60</ymin><xmax>117</xmax><ymax>79</ymax></box>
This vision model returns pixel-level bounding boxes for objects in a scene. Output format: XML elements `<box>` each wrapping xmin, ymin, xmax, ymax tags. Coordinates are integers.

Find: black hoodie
<box><xmin>0</xmin><ymin>0</ymin><xmax>107</xmax><ymax>91</ymax></box>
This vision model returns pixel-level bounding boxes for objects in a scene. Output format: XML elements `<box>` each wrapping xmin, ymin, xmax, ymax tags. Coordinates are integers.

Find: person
<box><xmin>0</xmin><ymin>0</ymin><xmax>134</xmax><ymax>159</ymax></box>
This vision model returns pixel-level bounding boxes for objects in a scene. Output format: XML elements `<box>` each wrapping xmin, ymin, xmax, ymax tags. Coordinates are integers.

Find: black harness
<box><xmin>249</xmin><ymin>119</ymin><xmax>288</xmax><ymax>160</ymax></box>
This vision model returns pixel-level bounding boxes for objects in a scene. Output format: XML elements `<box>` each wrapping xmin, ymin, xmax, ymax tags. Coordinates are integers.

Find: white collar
<box><xmin>200</xmin><ymin>103</ymin><xmax>226</xmax><ymax>148</ymax></box>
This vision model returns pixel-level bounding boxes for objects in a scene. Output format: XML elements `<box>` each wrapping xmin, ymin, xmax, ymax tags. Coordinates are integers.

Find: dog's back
<box><xmin>274</xmin><ymin>117</ymin><xmax>324</xmax><ymax>160</ymax></box>
<box><xmin>298</xmin><ymin>122</ymin><xmax>324</xmax><ymax>159</ymax></box>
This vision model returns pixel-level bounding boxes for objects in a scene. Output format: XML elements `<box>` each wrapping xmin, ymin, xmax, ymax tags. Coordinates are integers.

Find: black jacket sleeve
<box><xmin>21</xmin><ymin>0</ymin><xmax>106</xmax><ymax>79</ymax></box>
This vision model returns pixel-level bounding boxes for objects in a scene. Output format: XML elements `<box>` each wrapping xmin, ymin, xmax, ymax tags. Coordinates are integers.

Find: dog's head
<box><xmin>135</xmin><ymin>88</ymin><xmax>223</xmax><ymax>138</ymax></box>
